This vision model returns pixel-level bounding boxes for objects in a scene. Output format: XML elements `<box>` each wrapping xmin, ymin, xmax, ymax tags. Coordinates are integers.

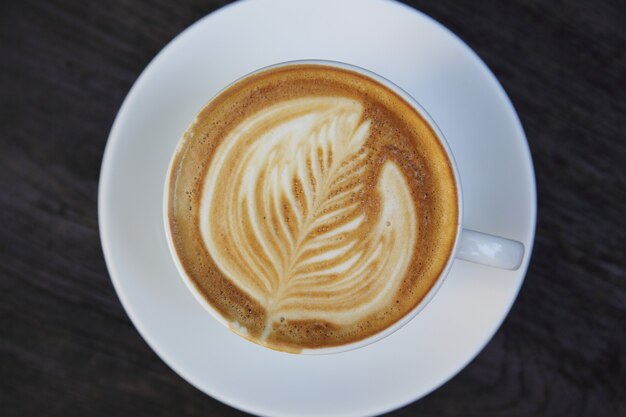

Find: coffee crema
<box><xmin>167</xmin><ymin>64</ymin><xmax>458</xmax><ymax>352</ymax></box>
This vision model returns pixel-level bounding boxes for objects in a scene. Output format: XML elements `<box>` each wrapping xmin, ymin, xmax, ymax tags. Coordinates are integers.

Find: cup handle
<box><xmin>456</xmin><ymin>229</ymin><xmax>525</xmax><ymax>270</ymax></box>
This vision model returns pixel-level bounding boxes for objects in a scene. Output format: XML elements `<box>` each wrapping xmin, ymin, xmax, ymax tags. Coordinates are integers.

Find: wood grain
<box><xmin>0</xmin><ymin>1</ymin><xmax>624</xmax><ymax>416</ymax></box>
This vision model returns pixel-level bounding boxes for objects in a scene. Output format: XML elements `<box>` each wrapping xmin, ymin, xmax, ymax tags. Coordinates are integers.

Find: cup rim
<box><xmin>163</xmin><ymin>59</ymin><xmax>464</xmax><ymax>355</ymax></box>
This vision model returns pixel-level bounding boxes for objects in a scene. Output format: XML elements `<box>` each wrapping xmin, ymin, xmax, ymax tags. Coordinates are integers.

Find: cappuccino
<box><xmin>167</xmin><ymin>64</ymin><xmax>458</xmax><ymax>352</ymax></box>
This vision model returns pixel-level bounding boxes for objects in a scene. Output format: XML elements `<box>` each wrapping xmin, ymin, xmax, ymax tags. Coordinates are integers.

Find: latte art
<box><xmin>200</xmin><ymin>97</ymin><xmax>417</xmax><ymax>335</ymax></box>
<box><xmin>167</xmin><ymin>64</ymin><xmax>458</xmax><ymax>351</ymax></box>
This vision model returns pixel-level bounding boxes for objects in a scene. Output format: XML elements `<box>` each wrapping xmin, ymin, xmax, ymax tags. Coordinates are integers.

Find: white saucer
<box><xmin>99</xmin><ymin>1</ymin><xmax>536</xmax><ymax>416</ymax></box>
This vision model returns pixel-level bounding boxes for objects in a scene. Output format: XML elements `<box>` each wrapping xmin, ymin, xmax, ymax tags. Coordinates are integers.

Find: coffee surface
<box><xmin>168</xmin><ymin>64</ymin><xmax>458</xmax><ymax>352</ymax></box>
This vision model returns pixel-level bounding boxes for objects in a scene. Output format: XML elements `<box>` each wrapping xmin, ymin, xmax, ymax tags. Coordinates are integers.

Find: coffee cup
<box><xmin>164</xmin><ymin>60</ymin><xmax>524</xmax><ymax>354</ymax></box>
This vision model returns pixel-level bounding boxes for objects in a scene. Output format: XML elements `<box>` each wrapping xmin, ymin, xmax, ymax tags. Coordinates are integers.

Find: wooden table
<box><xmin>1</xmin><ymin>1</ymin><xmax>624</xmax><ymax>416</ymax></box>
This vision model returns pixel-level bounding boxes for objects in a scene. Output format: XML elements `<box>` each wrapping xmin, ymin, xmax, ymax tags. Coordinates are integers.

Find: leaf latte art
<box><xmin>200</xmin><ymin>97</ymin><xmax>417</xmax><ymax>337</ymax></box>
<box><xmin>167</xmin><ymin>65</ymin><xmax>458</xmax><ymax>352</ymax></box>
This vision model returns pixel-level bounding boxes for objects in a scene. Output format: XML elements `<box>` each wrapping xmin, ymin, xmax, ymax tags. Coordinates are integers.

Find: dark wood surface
<box><xmin>1</xmin><ymin>1</ymin><xmax>624</xmax><ymax>416</ymax></box>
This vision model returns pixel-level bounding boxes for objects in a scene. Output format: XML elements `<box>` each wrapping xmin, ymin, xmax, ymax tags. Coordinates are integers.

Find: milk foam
<box><xmin>199</xmin><ymin>97</ymin><xmax>417</xmax><ymax>337</ymax></box>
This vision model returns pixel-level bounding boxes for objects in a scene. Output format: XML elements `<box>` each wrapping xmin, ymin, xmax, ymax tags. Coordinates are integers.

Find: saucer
<box><xmin>99</xmin><ymin>0</ymin><xmax>536</xmax><ymax>416</ymax></box>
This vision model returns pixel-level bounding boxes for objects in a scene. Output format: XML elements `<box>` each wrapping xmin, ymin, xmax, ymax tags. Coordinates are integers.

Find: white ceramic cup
<box><xmin>163</xmin><ymin>60</ymin><xmax>525</xmax><ymax>354</ymax></box>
